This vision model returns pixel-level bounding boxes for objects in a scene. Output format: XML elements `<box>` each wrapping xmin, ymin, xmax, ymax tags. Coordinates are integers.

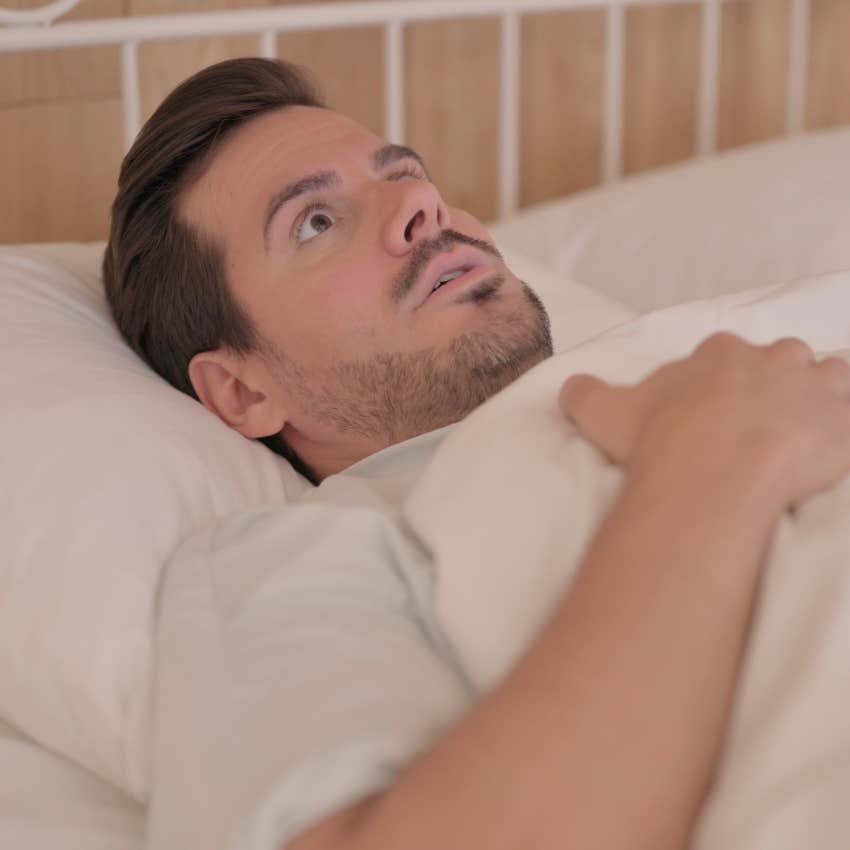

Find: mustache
<box><xmin>392</xmin><ymin>229</ymin><xmax>503</xmax><ymax>304</ymax></box>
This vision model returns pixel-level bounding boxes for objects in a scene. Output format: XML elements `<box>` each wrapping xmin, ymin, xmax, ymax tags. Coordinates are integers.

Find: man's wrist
<box><xmin>627</xmin><ymin>434</ymin><xmax>790</xmax><ymax>523</ymax></box>
<box><xmin>621</xmin><ymin>451</ymin><xmax>785</xmax><ymax>568</ymax></box>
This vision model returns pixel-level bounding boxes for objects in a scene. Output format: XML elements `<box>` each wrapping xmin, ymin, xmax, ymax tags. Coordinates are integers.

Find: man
<box><xmin>103</xmin><ymin>57</ymin><xmax>553</xmax><ymax>484</ymax></box>
<box><xmin>104</xmin><ymin>59</ymin><xmax>850</xmax><ymax>850</ymax></box>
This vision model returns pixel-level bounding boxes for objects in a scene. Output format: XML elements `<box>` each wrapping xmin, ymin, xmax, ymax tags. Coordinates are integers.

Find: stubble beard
<box><xmin>269</xmin><ymin>278</ymin><xmax>553</xmax><ymax>448</ymax></box>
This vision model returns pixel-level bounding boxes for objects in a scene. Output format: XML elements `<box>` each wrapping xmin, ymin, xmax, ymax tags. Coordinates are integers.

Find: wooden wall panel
<box><xmin>0</xmin><ymin>0</ymin><xmax>123</xmax><ymax>104</ymax></box>
<box><xmin>131</xmin><ymin>0</ymin><xmax>268</xmax><ymax>124</ymax></box>
<box><xmin>718</xmin><ymin>0</ymin><xmax>790</xmax><ymax>150</ymax></box>
<box><xmin>623</xmin><ymin>4</ymin><xmax>701</xmax><ymax>175</ymax></box>
<box><xmin>405</xmin><ymin>18</ymin><xmax>501</xmax><ymax>223</ymax></box>
<box><xmin>136</xmin><ymin>33</ymin><xmax>263</xmax><ymax>124</ymax></box>
<box><xmin>133</xmin><ymin>1</ymin><xmax>384</xmax><ymax>136</ymax></box>
<box><xmin>275</xmin><ymin>27</ymin><xmax>384</xmax><ymax>137</ymax></box>
<box><xmin>807</xmin><ymin>0</ymin><xmax>850</xmax><ymax>129</ymax></box>
<box><xmin>519</xmin><ymin>10</ymin><xmax>605</xmax><ymax>208</ymax></box>
<box><xmin>2</xmin><ymin>0</ymin><xmax>850</xmax><ymax>244</ymax></box>
<box><xmin>0</xmin><ymin>98</ymin><xmax>123</xmax><ymax>243</ymax></box>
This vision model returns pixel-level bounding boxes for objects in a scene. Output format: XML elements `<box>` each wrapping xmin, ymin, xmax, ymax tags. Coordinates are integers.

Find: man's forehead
<box><xmin>181</xmin><ymin>106</ymin><xmax>381</xmax><ymax>222</ymax></box>
<box><xmin>218</xmin><ymin>105</ymin><xmax>380</xmax><ymax>174</ymax></box>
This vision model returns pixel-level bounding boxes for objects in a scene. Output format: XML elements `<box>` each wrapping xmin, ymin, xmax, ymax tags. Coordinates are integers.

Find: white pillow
<box><xmin>498</xmin><ymin>249</ymin><xmax>635</xmax><ymax>351</ymax></box>
<box><xmin>0</xmin><ymin>242</ymin><xmax>312</xmax><ymax>800</ymax></box>
<box><xmin>0</xmin><ymin>241</ymin><xmax>630</xmax><ymax>802</ymax></box>
<box><xmin>489</xmin><ymin>126</ymin><xmax>850</xmax><ymax>313</ymax></box>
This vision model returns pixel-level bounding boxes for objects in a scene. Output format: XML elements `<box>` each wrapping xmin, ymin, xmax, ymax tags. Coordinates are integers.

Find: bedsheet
<box><xmin>0</xmin><ymin>717</ymin><xmax>144</xmax><ymax>850</ymax></box>
<box><xmin>150</xmin><ymin>271</ymin><xmax>850</xmax><ymax>849</ymax></box>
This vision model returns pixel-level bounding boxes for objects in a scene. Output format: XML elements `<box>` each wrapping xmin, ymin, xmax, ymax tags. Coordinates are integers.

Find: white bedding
<box><xmin>0</xmin><ymin>240</ymin><xmax>632</xmax><ymax>846</ymax></box>
<box><xmin>5</xmin><ymin>168</ymin><xmax>849</xmax><ymax>845</ymax></box>
<box><xmin>151</xmin><ymin>271</ymin><xmax>850</xmax><ymax>849</ymax></box>
<box><xmin>407</xmin><ymin>272</ymin><xmax>850</xmax><ymax>849</ymax></box>
<box><xmin>489</xmin><ymin>126</ymin><xmax>850</xmax><ymax>313</ymax></box>
<box><xmin>0</xmin><ymin>718</ymin><xmax>144</xmax><ymax>850</ymax></box>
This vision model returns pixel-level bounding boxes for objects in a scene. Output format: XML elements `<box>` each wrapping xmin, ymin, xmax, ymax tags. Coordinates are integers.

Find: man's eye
<box><xmin>296</xmin><ymin>207</ymin><xmax>336</xmax><ymax>244</ymax></box>
<box><xmin>389</xmin><ymin>166</ymin><xmax>425</xmax><ymax>182</ymax></box>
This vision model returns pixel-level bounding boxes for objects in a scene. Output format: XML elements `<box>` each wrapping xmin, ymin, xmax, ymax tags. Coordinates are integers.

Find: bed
<box><xmin>3</xmin><ymin>1</ymin><xmax>850</xmax><ymax>849</ymax></box>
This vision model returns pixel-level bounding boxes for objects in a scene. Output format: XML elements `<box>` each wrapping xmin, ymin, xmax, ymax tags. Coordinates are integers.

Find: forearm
<box><xmin>330</xmin><ymin>466</ymin><xmax>780</xmax><ymax>850</ymax></box>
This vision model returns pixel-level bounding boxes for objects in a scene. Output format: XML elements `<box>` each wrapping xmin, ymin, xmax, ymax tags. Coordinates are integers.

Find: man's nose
<box><xmin>381</xmin><ymin>180</ymin><xmax>450</xmax><ymax>256</ymax></box>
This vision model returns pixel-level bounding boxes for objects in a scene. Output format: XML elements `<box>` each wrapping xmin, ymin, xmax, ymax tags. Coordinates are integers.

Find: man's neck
<box><xmin>282</xmin><ymin>422</ymin><xmax>392</xmax><ymax>483</ymax></box>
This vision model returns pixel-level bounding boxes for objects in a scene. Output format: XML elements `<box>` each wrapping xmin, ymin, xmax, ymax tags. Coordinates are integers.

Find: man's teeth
<box><xmin>433</xmin><ymin>269</ymin><xmax>465</xmax><ymax>291</ymax></box>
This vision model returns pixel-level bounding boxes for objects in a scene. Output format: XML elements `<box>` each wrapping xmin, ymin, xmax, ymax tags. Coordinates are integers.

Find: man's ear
<box><xmin>188</xmin><ymin>348</ymin><xmax>287</xmax><ymax>440</ymax></box>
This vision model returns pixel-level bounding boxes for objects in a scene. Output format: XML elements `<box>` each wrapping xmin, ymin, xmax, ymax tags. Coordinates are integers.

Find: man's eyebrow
<box><xmin>371</xmin><ymin>143</ymin><xmax>430</xmax><ymax>177</ymax></box>
<box><xmin>263</xmin><ymin>170</ymin><xmax>341</xmax><ymax>251</ymax></box>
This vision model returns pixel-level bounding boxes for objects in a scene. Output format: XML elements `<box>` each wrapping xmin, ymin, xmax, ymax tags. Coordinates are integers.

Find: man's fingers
<box><xmin>766</xmin><ymin>336</ymin><xmax>816</xmax><ymax>364</ymax></box>
<box><xmin>559</xmin><ymin>374</ymin><xmax>608</xmax><ymax>424</ymax></box>
<box><xmin>816</xmin><ymin>356</ymin><xmax>850</xmax><ymax>398</ymax></box>
<box><xmin>559</xmin><ymin>374</ymin><xmax>634</xmax><ymax>465</ymax></box>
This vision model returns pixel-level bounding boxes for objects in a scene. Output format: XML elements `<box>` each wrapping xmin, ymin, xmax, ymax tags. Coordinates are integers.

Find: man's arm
<box><xmin>287</xmin><ymin>454</ymin><xmax>778</xmax><ymax>850</ymax></box>
<box><xmin>286</xmin><ymin>335</ymin><xmax>850</xmax><ymax>850</ymax></box>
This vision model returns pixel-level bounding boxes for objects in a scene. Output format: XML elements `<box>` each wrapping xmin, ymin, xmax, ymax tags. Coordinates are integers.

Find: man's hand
<box><xmin>559</xmin><ymin>332</ymin><xmax>850</xmax><ymax>513</ymax></box>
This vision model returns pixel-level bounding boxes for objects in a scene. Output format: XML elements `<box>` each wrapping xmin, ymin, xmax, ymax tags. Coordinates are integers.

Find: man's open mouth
<box><xmin>431</xmin><ymin>266</ymin><xmax>471</xmax><ymax>293</ymax></box>
<box><xmin>414</xmin><ymin>247</ymin><xmax>495</xmax><ymax>309</ymax></box>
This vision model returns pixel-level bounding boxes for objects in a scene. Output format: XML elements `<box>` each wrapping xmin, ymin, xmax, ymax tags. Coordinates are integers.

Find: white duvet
<box><xmin>154</xmin><ymin>271</ymin><xmax>850</xmax><ymax>849</ymax></box>
<box><xmin>404</xmin><ymin>271</ymin><xmax>850</xmax><ymax>849</ymax></box>
<box><xmin>0</xmin><ymin>718</ymin><xmax>143</xmax><ymax>850</ymax></box>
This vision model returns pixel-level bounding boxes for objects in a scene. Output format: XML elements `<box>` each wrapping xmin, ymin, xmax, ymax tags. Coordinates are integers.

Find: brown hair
<box><xmin>102</xmin><ymin>57</ymin><xmax>322</xmax><ymax>469</ymax></box>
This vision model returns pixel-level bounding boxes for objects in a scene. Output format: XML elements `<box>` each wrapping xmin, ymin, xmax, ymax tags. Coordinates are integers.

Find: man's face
<box><xmin>182</xmin><ymin>105</ymin><xmax>552</xmax><ymax>479</ymax></box>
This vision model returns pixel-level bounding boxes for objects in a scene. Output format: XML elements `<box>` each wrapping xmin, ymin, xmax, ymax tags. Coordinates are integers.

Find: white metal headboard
<box><xmin>0</xmin><ymin>0</ymin><xmax>813</xmax><ymax>218</ymax></box>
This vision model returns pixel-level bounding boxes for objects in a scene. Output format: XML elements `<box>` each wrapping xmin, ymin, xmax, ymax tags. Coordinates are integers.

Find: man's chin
<box><xmin>276</xmin><ymin>283</ymin><xmax>552</xmax><ymax>455</ymax></box>
<box><xmin>448</xmin><ymin>306</ymin><xmax>552</xmax><ymax>404</ymax></box>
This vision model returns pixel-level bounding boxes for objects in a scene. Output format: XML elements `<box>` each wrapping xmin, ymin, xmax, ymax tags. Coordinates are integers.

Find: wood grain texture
<box><xmin>0</xmin><ymin>98</ymin><xmax>123</xmax><ymax>243</ymax></box>
<box><xmin>131</xmin><ymin>0</ymin><xmax>268</xmax><ymax>124</ymax></box>
<box><xmin>519</xmin><ymin>9</ymin><xmax>605</xmax><ymax>207</ymax></box>
<box><xmin>623</xmin><ymin>4</ymin><xmax>701</xmax><ymax>175</ymax></box>
<box><xmin>718</xmin><ymin>0</ymin><xmax>790</xmax><ymax>150</ymax></box>
<box><xmin>0</xmin><ymin>0</ymin><xmax>124</xmax><ymax>105</ymax></box>
<box><xmin>275</xmin><ymin>26</ymin><xmax>384</xmax><ymax>137</ymax></box>
<box><xmin>405</xmin><ymin>17</ymin><xmax>501</xmax><ymax>223</ymax></box>
<box><xmin>807</xmin><ymin>0</ymin><xmax>850</xmax><ymax>129</ymax></box>
<box><xmin>2</xmin><ymin>0</ymin><xmax>850</xmax><ymax>244</ymax></box>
